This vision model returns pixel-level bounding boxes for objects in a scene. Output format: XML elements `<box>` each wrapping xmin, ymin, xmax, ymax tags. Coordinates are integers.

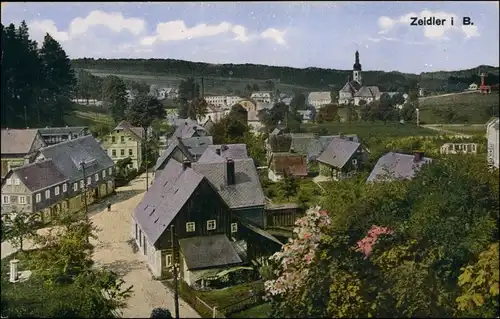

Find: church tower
<box><xmin>353</xmin><ymin>50</ymin><xmax>362</xmax><ymax>85</ymax></box>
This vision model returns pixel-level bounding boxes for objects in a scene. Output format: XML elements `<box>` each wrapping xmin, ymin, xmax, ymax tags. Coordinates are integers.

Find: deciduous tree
<box><xmin>102</xmin><ymin>75</ymin><xmax>128</xmax><ymax>122</ymax></box>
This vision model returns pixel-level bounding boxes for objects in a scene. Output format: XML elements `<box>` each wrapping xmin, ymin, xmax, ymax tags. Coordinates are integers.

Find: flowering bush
<box><xmin>356</xmin><ymin>225</ymin><xmax>393</xmax><ymax>258</ymax></box>
<box><xmin>264</xmin><ymin>206</ymin><xmax>331</xmax><ymax>298</ymax></box>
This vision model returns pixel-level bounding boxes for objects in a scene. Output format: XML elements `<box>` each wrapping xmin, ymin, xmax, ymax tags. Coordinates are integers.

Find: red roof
<box><xmin>271</xmin><ymin>153</ymin><xmax>308</xmax><ymax>177</ymax></box>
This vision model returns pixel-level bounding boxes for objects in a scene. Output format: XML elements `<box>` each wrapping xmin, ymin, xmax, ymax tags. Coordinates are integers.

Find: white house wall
<box><xmin>133</xmin><ymin>219</ymin><xmax>162</xmax><ymax>278</ymax></box>
<box><xmin>268</xmin><ymin>169</ymin><xmax>282</xmax><ymax>182</ymax></box>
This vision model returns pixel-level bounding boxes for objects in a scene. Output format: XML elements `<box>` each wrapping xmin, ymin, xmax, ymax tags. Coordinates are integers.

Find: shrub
<box><xmin>150</xmin><ymin>307</ymin><xmax>172</xmax><ymax>318</ymax></box>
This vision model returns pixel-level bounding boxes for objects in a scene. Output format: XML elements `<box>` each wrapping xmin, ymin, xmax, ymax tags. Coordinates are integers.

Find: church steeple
<box><xmin>352</xmin><ymin>50</ymin><xmax>362</xmax><ymax>84</ymax></box>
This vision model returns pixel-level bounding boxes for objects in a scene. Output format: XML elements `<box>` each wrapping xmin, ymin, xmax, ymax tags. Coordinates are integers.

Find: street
<box><xmin>2</xmin><ymin>173</ymin><xmax>199</xmax><ymax>318</ymax></box>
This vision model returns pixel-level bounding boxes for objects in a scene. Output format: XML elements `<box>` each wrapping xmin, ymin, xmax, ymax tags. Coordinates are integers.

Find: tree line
<box><xmin>1</xmin><ymin>22</ymin><xmax>76</xmax><ymax>128</ymax></box>
<box><xmin>71</xmin><ymin>58</ymin><xmax>499</xmax><ymax>93</ymax></box>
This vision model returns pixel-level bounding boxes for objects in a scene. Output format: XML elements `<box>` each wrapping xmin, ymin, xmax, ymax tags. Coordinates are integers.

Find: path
<box><xmin>418</xmin><ymin>90</ymin><xmax>477</xmax><ymax>101</ymax></box>
<box><xmin>90</xmin><ymin>173</ymin><xmax>200</xmax><ymax>318</ymax></box>
<box><xmin>421</xmin><ymin>124</ymin><xmax>473</xmax><ymax>138</ymax></box>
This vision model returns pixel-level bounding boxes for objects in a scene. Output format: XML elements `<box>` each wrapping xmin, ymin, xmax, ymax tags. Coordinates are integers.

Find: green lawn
<box><xmin>64</xmin><ymin>104</ymin><xmax>114</xmax><ymax>127</ymax></box>
<box><xmin>302</xmin><ymin>122</ymin><xmax>438</xmax><ymax>140</ymax></box>
<box><xmin>419</xmin><ymin>91</ymin><xmax>499</xmax><ymax>124</ymax></box>
<box><xmin>85</xmin><ymin>69</ymin><xmax>314</xmax><ymax>95</ymax></box>
<box><xmin>230</xmin><ymin>302</ymin><xmax>272</xmax><ymax>318</ymax></box>
<box><xmin>261</xmin><ymin>176</ymin><xmax>322</xmax><ymax>208</ymax></box>
<box><xmin>434</xmin><ymin>124</ymin><xmax>486</xmax><ymax>135</ymax></box>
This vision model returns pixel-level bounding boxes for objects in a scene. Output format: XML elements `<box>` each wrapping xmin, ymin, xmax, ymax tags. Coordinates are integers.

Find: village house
<box><xmin>268</xmin><ymin>153</ymin><xmax>308</xmax><ymax>181</ymax></box>
<box><xmin>307</xmin><ymin>92</ymin><xmax>331</xmax><ymax>108</ymax></box>
<box><xmin>250</xmin><ymin>92</ymin><xmax>272</xmax><ymax>103</ymax></box>
<box><xmin>440</xmin><ymin>142</ymin><xmax>478</xmax><ymax>155</ymax></box>
<box><xmin>238</xmin><ymin>99</ymin><xmax>257</xmax><ymax>113</ymax></box>
<box><xmin>1</xmin><ymin>128</ymin><xmax>46</xmax><ymax>178</ymax></box>
<box><xmin>198</xmin><ymin>104</ymin><xmax>230</xmax><ymax>125</ymax></box>
<box><xmin>132</xmin><ymin>157</ymin><xmax>284</xmax><ymax>286</ymax></box>
<box><xmin>204</xmin><ymin>95</ymin><xmax>242</xmax><ymax>108</ymax></box>
<box><xmin>486</xmin><ymin>117</ymin><xmax>499</xmax><ymax>169</ymax></box>
<box><xmin>171</xmin><ymin>119</ymin><xmax>208</xmax><ymax>139</ymax></box>
<box><xmin>316</xmin><ymin>137</ymin><xmax>367</xmax><ymax>180</ymax></box>
<box><xmin>102</xmin><ymin>121</ymin><xmax>144</xmax><ymax>170</ymax></box>
<box><xmin>38</xmin><ymin>126</ymin><xmax>90</xmax><ymax>146</ymax></box>
<box><xmin>367</xmin><ymin>151</ymin><xmax>432</xmax><ymax>183</ymax></box>
<box><xmin>2</xmin><ymin>136</ymin><xmax>115</xmax><ymax>223</ymax></box>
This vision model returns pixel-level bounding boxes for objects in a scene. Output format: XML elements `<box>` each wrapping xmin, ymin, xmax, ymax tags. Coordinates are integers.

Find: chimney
<box><xmin>413</xmin><ymin>151</ymin><xmax>425</xmax><ymax>162</ymax></box>
<box><xmin>216</xmin><ymin>148</ymin><xmax>221</xmax><ymax>156</ymax></box>
<box><xmin>226</xmin><ymin>158</ymin><xmax>235</xmax><ymax>185</ymax></box>
<box><xmin>182</xmin><ymin>160</ymin><xmax>191</xmax><ymax>170</ymax></box>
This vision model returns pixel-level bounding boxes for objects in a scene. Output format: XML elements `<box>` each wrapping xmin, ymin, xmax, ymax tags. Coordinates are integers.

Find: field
<box><xmin>64</xmin><ymin>104</ymin><xmax>113</xmax><ymax>127</ymax></box>
<box><xmin>230</xmin><ymin>302</ymin><xmax>272</xmax><ymax>318</ymax></box>
<box><xmin>418</xmin><ymin>91</ymin><xmax>499</xmax><ymax>124</ymax></box>
<box><xmin>302</xmin><ymin>122</ymin><xmax>439</xmax><ymax>141</ymax></box>
<box><xmin>432</xmin><ymin>124</ymin><xmax>486</xmax><ymax>135</ymax></box>
<box><xmin>85</xmin><ymin>69</ymin><xmax>315</xmax><ymax>95</ymax></box>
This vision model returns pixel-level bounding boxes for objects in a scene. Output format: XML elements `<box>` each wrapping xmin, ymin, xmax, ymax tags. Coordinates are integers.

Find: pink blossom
<box><xmin>356</xmin><ymin>225</ymin><xmax>393</xmax><ymax>257</ymax></box>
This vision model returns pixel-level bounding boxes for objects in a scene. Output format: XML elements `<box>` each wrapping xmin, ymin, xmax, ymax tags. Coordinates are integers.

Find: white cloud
<box><xmin>28</xmin><ymin>10</ymin><xmax>146</xmax><ymax>44</ymax></box>
<box><xmin>377</xmin><ymin>10</ymin><xmax>480</xmax><ymax>40</ymax></box>
<box><xmin>141</xmin><ymin>20</ymin><xmax>274</xmax><ymax>45</ymax></box>
<box><xmin>69</xmin><ymin>10</ymin><xmax>146</xmax><ymax>37</ymax></box>
<box><xmin>261</xmin><ymin>28</ymin><xmax>286</xmax><ymax>45</ymax></box>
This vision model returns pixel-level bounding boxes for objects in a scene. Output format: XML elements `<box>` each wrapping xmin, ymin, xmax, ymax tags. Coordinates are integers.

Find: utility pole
<box><xmin>170</xmin><ymin>225</ymin><xmax>180</xmax><ymax>319</ymax></box>
<box><xmin>416</xmin><ymin>108</ymin><xmax>420</xmax><ymax>127</ymax></box>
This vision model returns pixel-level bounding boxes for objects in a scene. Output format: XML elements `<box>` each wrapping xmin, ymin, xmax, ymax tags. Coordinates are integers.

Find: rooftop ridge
<box><xmin>39</xmin><ymin>135</ymin><xmax>93</xmax><ymax>151</ymax></box>
<box><xmin>11</xmin><ymin>158</ymin><xmax>52</xmax><ymax>171</ymax></box>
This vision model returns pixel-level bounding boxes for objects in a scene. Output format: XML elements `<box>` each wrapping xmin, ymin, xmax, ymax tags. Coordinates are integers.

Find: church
<box><xmin>338</xmin><ymin>51</ymin><xmax>381</xmax><ymax>106</ymax></box>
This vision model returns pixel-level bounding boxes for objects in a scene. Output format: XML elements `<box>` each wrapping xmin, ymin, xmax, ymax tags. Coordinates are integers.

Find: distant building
<box><xmin>251</xmin><ymin>92</ymin><xmax>273</xmax><ymax>103</ymax></box>
<box><xmin>198</xmin><ymin>104</ymin><xmax>230</xmax><ymax>125</ymax></box>
<box><xmin>440</xmin><ymin>143</ymin><xmax>478</xmax><ymax>155</ymax></box>
<box><xmin>297</xmin><ymin>110</ymin><xmax>314</xmax><ymax>123</ymax></box>
<box><xmin>467</xmin><ymin>83</ymin><xmax>478</xmax><ymax>91</ymax></box>
<box><xmin>317</xmin><ymin>137</ymin><xmax>367</xmax><ymax>181</ymax></box>
<box><xmin>307</xmin><ymin>92</ymin><xmax>331</xmax><ymax>108</ymax></box>
<box><xmin>204</xmin><ymin>95</ymin><xmax>242</xmax><ymax>108</ymax></box>
<box><xmin>102</xmin><ymin>121</ymin><xmax>145</xmax><ymax>170</ymax></box>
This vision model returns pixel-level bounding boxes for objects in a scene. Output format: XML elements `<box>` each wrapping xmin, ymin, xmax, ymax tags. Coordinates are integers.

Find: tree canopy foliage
<box><xmin>1</xmin><ymin>21</ymin><xmax>76</xmax><ymax>128</ymax></box>
<box><xmin>264</xmin><ymin>155</ymin><xmax>499</xmax><ymax>318</ymax></box>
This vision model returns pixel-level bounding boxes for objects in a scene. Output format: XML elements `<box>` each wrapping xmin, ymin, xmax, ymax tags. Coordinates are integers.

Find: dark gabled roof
<box><xmin>134</xmin><ymin>159</ymin><xmax>204</xmax><ymax>244</ymax></box>
<box><xmin>173</xmin><ymin>118</ymin><xmax>207</xmax><ymax>138</ymax></box>
<box><xmin>181</xmin><ymin>136</ymin><xmax>213</xmax><ymax>157</ymax></box>
<box><xmin>197</xmin><ymin>148</ymin><xmax>226</xmax><ymax>164</ymax></box>
<box><xmin>38</xmin><ymin>126</ymin><xmax>87</xmax><ymax>136</ymax></box>
<box><xmin>203</xmin><ymin>118</ymin><xmax>215</xmax><ymax>132</ymax></box>
<box><xmin>192</xmin><ymin>158</ymin><xmax>265</xmax><ymax>209</ymax></box>
<box><xmin>37</xmin><ymin>135</ymin><xmax>114</xmax><ymax>182</ymax></box>
<box><xmin>239</xmin><ymin>221</ymin><xmax>283</xmax><ymax>245</ymax></box>
<box><xmin>317</xmin><ymin>138</ymin><xmax>361</xmax><ymax>168</ymax></box>
<box><xmin>179</xmin><ymin>234</ymin><xmax>243</xmax><ymax>270</ymax></box>
<box><xmin>11</xmin><ymin>159</ymin><xmax>68</xmax><ymax>192</ymax></box>
<box><xmin>269</xmin><ymin>153</ymin><xmax>308</xmax><ymax>177</ymax></box>
<box><xmin>154</xmin><ymin>138</ymin><xmax>193</xmax><ymax>171</ymax></box>
<box><xmin>367</xmin><ymin>152</ymin><xmax>433</xmax><ymax>183</ymax></box>
<box><xmin>207</xmin><ymin>144</ymin><xmax>248</xmax><ymax>159</ymax></box>
<box><xmin>115</xmin><ymin>121</ymin><xmax>144</xmax><ymax>140</ymax></box>
<box><xmin>1</xmin><ymin>129</ymin><xmax>43</xmax><ymax>155</ymax></box>
<box><xmin>340</xmin><ymin>80</ymin><xmax>362</xmax><ymax>93</ymax></box>
<box><xmin>354</xmin><ymin>86</ymin><xmax>381</xmax><ymax>98</ymax></box>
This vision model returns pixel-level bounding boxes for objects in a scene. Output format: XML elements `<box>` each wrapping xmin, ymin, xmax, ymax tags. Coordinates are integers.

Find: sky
<box><xmin>1</xmin><ymin>1</ymin><xmax>499</xmax><ymax>74</ymax></box>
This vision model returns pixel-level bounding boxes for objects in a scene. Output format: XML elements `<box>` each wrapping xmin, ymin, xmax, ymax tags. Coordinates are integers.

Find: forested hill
<box><xmin>71</xmin><ymin>58</ymin><xmax>499</xmax><ymax>92</ymax></box>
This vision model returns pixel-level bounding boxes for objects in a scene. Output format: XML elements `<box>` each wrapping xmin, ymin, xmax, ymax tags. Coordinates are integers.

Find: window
<box><xmin>231</xmin><ymin>223</ymin><xmax>238</xmax><ymax>233</ymax></box>
<box><xmin>13</xmin><ymin>178</ymin><xmax>20</xmax><ymax>185</ymax></box>
<box><xmin>63</xmin><ymin>183</ymin><xmax>67</xmax><ymax>192</ymax></box>
<box><xmin>45</xmin><ymin>189</ymin><xmax>50</xmax><ymax>199</ymax></box>
<box><xmin>108</xmin><ymin>167</ymin><xmax>112</xmax><ymax>175</ymax></box>
<box><xmin>121</xmin><ymin>136</ymin><xmax>125</xmax><ymax>143</ymax></box>
<box><xmin>80</xmin><ymin>180</ymin><xmax>84</xmax><ymax>189</ymax></box>
<box><xmin>6</xmin><ymin>178</ymin><xmax>11</xmax><ymax>185</ymax></box>
<box><xmin>352</xmin><ymin>159</ymin><xmax>358</xmax><ymax>165</ymax></box>
<box><xmin>73</xmin><ymin>183</ymin><xmax>78</xmax><ymax>191</ymax></box>
<box><xmin>120</xmin><ymin>149</ymin><xmax>125</xmax><ymax>156</ymax></box>
<box><xmin>129</xmin><ymin>149</ymin><xmax>133</xmax><ymax>156</ymax></box>
<box><xmin>2</xmin><ymin>195</ymin><xmax>10</xmax><ymax>204</ymax></box>
<box><xmin>102</xmin><ymin>170</ymin><xmax>106</xmax><ymax>178</ymax></box>
<box><xmin>19</xmin><ymin>196</ymin><xmax>26</xmax><ymax>204</ymax></box>
<box><xmin>54</xmin><ymin>186</ymin><xmax>60</xmax><ymax>195</ymax></box>
<box><xmin>207</xmin><ymin>220</ymin><xmax>216</xmax><ymax>230</ymax></box>
<box><xmin>111</xmin><ymin>136</ymin><xmax>116</xmax><ymax>143</ymax></box>
<box><xmin>87</xmin><ymin>177</ymin><xmax>91</xmax><ymax>185</ymax></box>
<box><xmin>165</xmin><ymin>254</ymin><xmax>173</xmax><ymax>267</ymax></box>
<box><xmin>129</xmin><ymin>137</ymin><xmax>133</xmax><ymax>141</ymax></box>
<box><xmin>186</xmin><ymin>222</ymin><xmax>195</xmax><ymax>232</ymax></box>
<box><xmin>94</xmin><ymin>173</ymin><xmax>99</xmax><ymax>182</ymax></box>
<box><xmin>36</xmin><ymin>193</ymin><xmax>41</xmax><ymax>203</ymax></box>
<box><xmin>112</xmin><ymin>149</ymin><xmax>116</xmax><ymax>157</ymax></box>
